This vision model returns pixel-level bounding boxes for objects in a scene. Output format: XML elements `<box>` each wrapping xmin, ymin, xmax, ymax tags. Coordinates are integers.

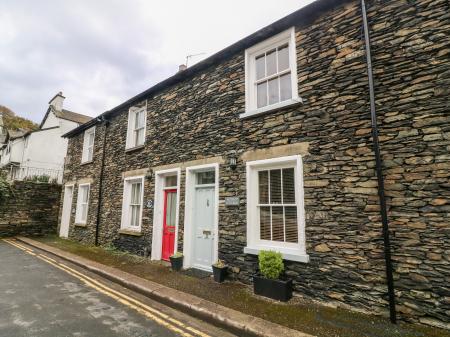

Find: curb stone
<box><xmin>16</xmin><ymin>236</ymin><xmax>314</xmax><ymax>337</ymax></box>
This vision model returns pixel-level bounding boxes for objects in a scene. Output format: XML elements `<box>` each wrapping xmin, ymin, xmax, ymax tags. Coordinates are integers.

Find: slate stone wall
<box><xmin>62</xmin><ymin>0</ymin><xmax>450</xmax><ymax>327</ymax></box>
<box><xmin>0</xmin><ymin>181</ymin><xmax>61</xmax><ymax>237</ymax></box>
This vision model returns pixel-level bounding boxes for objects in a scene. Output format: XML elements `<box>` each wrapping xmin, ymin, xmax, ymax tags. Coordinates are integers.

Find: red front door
<box><xmin>162</xmin><ymin>189</ymin><xmax>177</xmax><ymax>261</ymax></box>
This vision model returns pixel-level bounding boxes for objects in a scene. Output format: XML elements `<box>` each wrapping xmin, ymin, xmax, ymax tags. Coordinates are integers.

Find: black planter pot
<box><xmin>212</xmin><ymin>265</ymin><xmax>227</xmax><ymax>283</ymax></box>
<box><xmin>169</xmin><ymin>256</ymin><xmax>183</xmax><ymax>271</ymax></box>
<box><xmin>253</xmin><ymin>275</ymin><xmax>293</xmax><ymax>302</ymax></box>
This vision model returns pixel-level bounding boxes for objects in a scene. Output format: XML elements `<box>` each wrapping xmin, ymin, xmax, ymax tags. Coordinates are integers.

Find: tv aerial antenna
<box><xmin>185</xmin><ymin>52</ymin><xmax>206</xmax><ymax>67</ymax></box>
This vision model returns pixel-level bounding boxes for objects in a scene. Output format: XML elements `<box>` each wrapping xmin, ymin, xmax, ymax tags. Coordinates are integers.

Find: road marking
<box><xmin>2</xmin><ymin>239</ymin><xmax>212</xmax><ymax>337</ymax></box>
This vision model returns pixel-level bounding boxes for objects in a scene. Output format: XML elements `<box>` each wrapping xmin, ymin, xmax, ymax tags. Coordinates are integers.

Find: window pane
<box><xmin>82</xmin><ymin>204</ymin><xmax>88</xmax><ymax>222</ymax></box>
<box><xmin>282</xmin><ymin>168</ymin><xmax>295</xmax><ymax>203</ymax></box>
<box><xmin>166</xmin><ymin>192</ymin><xmax>177</xmax><ymax>226</ymax></box>
<box><xmin>260</xmin><ymin>206</ymin><xmax>271</xmax><ymax>240</ymax></box>
<box><xmin>135</xmin><ymin>110</ymin><xmax>145</xmax><ymax>129</ymax></box>
<box><xmin>88</xmin><ymin>147</ymin><xmax>93</xmax><ymax>161</ymax></box>
<box><xmin>266</xmin><ymin>49</ymin><xmax>277</xmax><ymax>76</ymax></box>
<box><xmin>280</xmin><ymin>73</ymin><xmax>292</xmax><ymax>102</ymax></box>
<box><xmin>278</xmin><ymin>44</ymin><xmax>289</xmax><ymax>71</ymax></box>
<box><xmin>89</xmin><ymin>132</ymin><xmax>95</xmax><ymax>146</ymax></box>
<box><xmin>256</xmin><ymin>55</ymin><xmax>265</xmax><ymax>80</ymax></box>
<box><xmin>130</xmin><ymin>205</ymin><xmax>137</xmax><ymax>227</ymax></box>
<box><xmin>82</xmin><ymin>186</ymin><xmax>89</xmax><ymax>203</ymax></box>
<box><xmin>165</xmin><ymin>175</ymin><xmax>177</xmax><ymax>188</ymax></box>
<box><xmin>258</xmin><ymin>171</ymin><xmax>269</xmax><ymax>204</ymax></box>
<box><xmin>136</xmin><ymin>128</ymin><xmax>144</xmax><ymax>145</ymax></box>
<box><xmin>197</xmin><ymin>171</ymin><xmax>215</xmax><ymax>185</ymax></box>
<box><xmin>131</xmin><ymin>182</ymin><xmax>142</xmax><ymax>204</ymax></box>
<box><xmin>135</xmin><ymin>206</ymin><xmax>141</xmax><ymax>226</ymax></box>
<box><xmin>272</xmin><ymin>206</ymin><xmax>284</xmax><ymax>242</ymax></box>
<box><xmin>268</xmin><ymin>78</ymin><xmax>279</xmax><ymax>105</ymax></box>
<box><xmin>257</xmin><ymin>82</ymin><xmax>267</xmax><ymax>108</ymax></box>
<box><xmin>270</xmin><ymin>170</ymin><xmax>282</xmax><ymax>204</ymax></box>
<box><xmin>285</xmin><ymin>206</ymin><xmax>298</xmax><ymax>243</ymax></box>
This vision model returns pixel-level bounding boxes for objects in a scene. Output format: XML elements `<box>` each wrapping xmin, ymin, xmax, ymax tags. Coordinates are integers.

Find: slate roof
<box><xmin>63</xmin><ymin>0</ymin><xmax>350</xmax><ymax>138</ymax></box>
<box><xmin>55</xmin><ymin>109</ymin><xmax>92</xmax><ymax>124</ymax></box>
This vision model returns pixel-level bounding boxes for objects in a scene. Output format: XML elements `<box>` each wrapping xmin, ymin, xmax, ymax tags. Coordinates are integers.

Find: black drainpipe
<box><xmin>95</xmin><ymin>116</ymin><xmax>109</xmax><ymax>246</ymax></box>
<box><xmin>360</xmin><ymin>0</ymin><xmax>396</xmax><ymax>324</ymax></box>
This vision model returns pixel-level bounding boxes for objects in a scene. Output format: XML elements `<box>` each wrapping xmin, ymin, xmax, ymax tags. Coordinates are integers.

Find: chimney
<box><xmin>178</xmin><ymin>64</ymin><xmax>187</xmax><ymax>73</ymax></box>
<box><xmin>49</xmin><ymin>91</ymin><xmax>65</xmax><ymax>111</ymax></box>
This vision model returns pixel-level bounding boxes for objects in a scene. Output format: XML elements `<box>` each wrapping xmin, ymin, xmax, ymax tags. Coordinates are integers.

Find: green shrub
<box><xmin>258</xmin><ymin>250</ymin><xmax>284</xmax><ymax>280</ymax></box>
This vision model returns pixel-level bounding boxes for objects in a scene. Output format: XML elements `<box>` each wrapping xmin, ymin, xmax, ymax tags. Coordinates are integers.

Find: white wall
<box><xmin>0</xmin><ymin>138</ymin><xmax>25</xmax><ymax>166</ymax></box>
<box><xmin>1</xmin><ymin>110</ymin><xmax>83</xmax><ymax>183</ymax></box>
<box><xmin>41</xmin><ymin>110</ymin><xmax>59</xmax><ymax>128</ymax></box>
<box><xmin>21</xmin><ymin>128</ymin><xmax>66</xmax><ymax>171</ymax></box>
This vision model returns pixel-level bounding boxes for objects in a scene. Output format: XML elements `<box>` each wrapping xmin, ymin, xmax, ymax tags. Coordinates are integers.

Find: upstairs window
<box><xmin>81</xmin><ymin>127</ymin><xmax>95</xmax><ymax>163</ymax></box>
<box><xmin>75</xmin><ymin>183</ymin><xmax>90</xmax><ymax>224</ymax></box>
<box><xmin>243</xmin><ymin>28</ymin><xmax>300</xmax><ymax>118</ymax></box>
<box><xmin>121</xmin><ymin>175</ymin><xmax>144</xmax><ymax>231</ymax></box>
<box><xmin>126</xmin><ymin>106</ymin><xmax>146</xmax><ymax>149</ymax></box>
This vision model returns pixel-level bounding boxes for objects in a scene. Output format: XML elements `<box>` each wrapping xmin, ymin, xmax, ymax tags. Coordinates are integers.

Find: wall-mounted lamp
<box><xmin>229</xmin><ymin>156</ymin><xmax>237</xmax><ymax>170</ymax></box>
<box><xmin>146</xmin><ymin>170</ymin><xmax>153</xmax><ymax>181</ymax></box>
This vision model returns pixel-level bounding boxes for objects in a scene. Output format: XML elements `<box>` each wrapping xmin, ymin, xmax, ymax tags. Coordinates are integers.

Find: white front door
<box><xmin>59</xmin><ymin>185</ymin><xmax>73</xmax><ymax>238</ymax></box>
<box><xmin>192</xmin><ymin>183</ymin><xmax>215</xmax><ymax>270</ymax></box>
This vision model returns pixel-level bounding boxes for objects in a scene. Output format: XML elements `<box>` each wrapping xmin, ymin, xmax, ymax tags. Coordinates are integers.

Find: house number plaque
<box><xmin>225</xmin><ymin>197</ymin><xmax>240</xmax><ymax>206</ymax></box>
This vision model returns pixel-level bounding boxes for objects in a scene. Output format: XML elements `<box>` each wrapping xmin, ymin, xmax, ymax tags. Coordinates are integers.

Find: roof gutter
<box><xmin>360</xmin><ymin>0</ymin><xmax>396</xmax><ymax>324</ymax></box>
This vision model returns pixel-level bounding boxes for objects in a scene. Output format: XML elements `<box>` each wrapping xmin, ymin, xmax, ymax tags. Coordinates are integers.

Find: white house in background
<box><xmin>0</xmin><ymin>92</ymin><xmax>92</xmax><ymax>183</ymax></box>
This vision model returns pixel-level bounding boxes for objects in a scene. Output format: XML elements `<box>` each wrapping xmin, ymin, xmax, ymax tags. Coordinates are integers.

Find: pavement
<box><xmin>0</xmin><ymin>238</ymin><xmax>236</xmax><ymax>337</ymax></box>
<box><xmin>14</xmin><ymin>236</ymin><xmax>312</xmax><ymax>337</ymax></box>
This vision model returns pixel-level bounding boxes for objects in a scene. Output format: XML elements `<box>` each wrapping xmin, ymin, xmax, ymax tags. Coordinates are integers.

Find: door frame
<box><xmin>183</xmin><ymin>163</ymin><xmax>219</xmax><ymax>271</ymax></box>
<box><xmin>59</xmin><ymin>184</ymin><xmax>74</xmax><ymax>238</ymax></box>
<box><xmin>151</xmin><ymin>168</ymin><xmax>181</xmax><ymax>261</ymax></box>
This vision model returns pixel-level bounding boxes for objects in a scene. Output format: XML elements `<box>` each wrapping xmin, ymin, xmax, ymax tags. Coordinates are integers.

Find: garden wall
<box><xmin>0</xmin><ymin>181</ymin><xmax>61</xmax><ymax>237</ymax></box>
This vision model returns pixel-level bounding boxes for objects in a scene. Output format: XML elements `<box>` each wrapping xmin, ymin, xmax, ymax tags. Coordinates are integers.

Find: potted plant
<box><xmin>253</xmin><ymin>250</ymin><xmax>292</xmax><ymax>301</ymax></box>
<box><xmin>169</xmin><ymin>252</ymin><xmax>183</xmax><ymax>271</ymax></box>
<box><xmin>212</xmin><ymin>259</ymin><xmax>227</xmax><ymax>283</ymax></box>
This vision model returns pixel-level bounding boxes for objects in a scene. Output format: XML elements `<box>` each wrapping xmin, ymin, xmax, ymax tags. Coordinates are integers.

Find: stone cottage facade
<box><xmin>60</xmin><ymin>0</ymin><xmax>450</xmax><ymax>328</ymax></box>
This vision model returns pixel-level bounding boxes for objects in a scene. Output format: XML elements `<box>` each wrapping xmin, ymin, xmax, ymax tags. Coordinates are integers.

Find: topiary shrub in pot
<box><xmin>253</xmin><ymin>250</ymin><xmax>292</xmax><ymax>301</ymax></box>
<box><xmin>169</xmin><ymin>251</ymin><xmax>183</xmax><ymax>271</ymax></box>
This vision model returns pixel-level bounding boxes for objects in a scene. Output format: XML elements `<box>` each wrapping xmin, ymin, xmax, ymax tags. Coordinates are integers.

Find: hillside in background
<box><xmin>0</xmin><ymin>105</ymin><xmax>38</xmax><ymax>131</ymax></box>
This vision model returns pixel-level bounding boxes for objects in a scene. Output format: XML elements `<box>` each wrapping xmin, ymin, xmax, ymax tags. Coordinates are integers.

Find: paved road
<box><xmin>0</xmin><ymin>239</ymin><xmax>235</xmax><ymax>337</ymax></box>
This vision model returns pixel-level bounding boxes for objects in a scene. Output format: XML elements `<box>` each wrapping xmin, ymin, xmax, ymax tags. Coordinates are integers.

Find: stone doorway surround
<box><xmin>183</xmin><ymin>163</ymin><xmax>219</xmax><ymax>271</ymax></box>
<box><xmin>151</xmin><ymin>167</ymin><xmax>181</xmax><ymax>261</ymax></box>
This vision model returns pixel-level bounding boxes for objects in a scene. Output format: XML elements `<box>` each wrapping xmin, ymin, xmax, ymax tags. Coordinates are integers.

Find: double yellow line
<box><xmin>2</xmin><ymin>239</ymin><xmax>211</xmax><ymax>337</ymax></box>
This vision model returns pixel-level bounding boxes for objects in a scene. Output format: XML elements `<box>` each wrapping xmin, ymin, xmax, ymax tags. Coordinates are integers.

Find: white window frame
<box><xmin>75</xmin><ymin>183</ymin><xmax>90</xmax><ymax>224</ymax></box>
<box><xmin>126</xmin><ymin>105</ymin><xmax>147</xmax><ymax>150</ymax></box>
<box><xmin>120</xmin><ymin>175</ymin><xmax>145</xmax><ymax>232</ymax></box>
<box><xmin>81</xmin><ymin>127</ymin><xmax>95</xmax><ymax>163</ymax></box>
<box><xmin>244</xmin><ymin>155</ymin><xmax>309</xmax><ymax>262</ymax></box>
<box><xmin>242</xmin><ymin>27</ymin><xmax>301</xmax><ymax>118</ymax></box>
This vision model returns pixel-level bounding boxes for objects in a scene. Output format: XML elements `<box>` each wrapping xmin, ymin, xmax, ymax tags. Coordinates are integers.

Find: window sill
<box><xmin>125</xmin><ymin>145</ymin><xmax>145</xmax><ymax>153</ymax></box>
<box><xmin>240</xmin><ymin>98</ymin><xmax>303</xmax><ymax>119</ymax></box>
<box><xmin>74</xmin><ymin>223</ymin><xmax>87</xmax><ymax>228</ymax></box>
<box><xmin>119</xmin><ymin>228</ymin><xmax>143</xmax><ymax>236</ymax></box>
<box><xmin>244</xmin><ymin>246</ymin><xmax>309</xmax><ymax>263</ymax></box>
<box><xmin>80</xmin><ymin>160</ymin><xmax>93</xmax><ymax>166</ymax></box>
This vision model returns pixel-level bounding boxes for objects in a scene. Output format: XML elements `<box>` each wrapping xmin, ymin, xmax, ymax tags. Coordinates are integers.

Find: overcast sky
<box><xmin>0</xmin><ymin>0</ymin><xmax>314</xmax><ymax>123</ymax></box>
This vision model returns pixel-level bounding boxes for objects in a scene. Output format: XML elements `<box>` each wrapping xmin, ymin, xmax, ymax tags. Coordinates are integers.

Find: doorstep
<box><xmin>16</xmin><ymin>236</ymin><xmax>313</xmax><ymax>337</ymax></box>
